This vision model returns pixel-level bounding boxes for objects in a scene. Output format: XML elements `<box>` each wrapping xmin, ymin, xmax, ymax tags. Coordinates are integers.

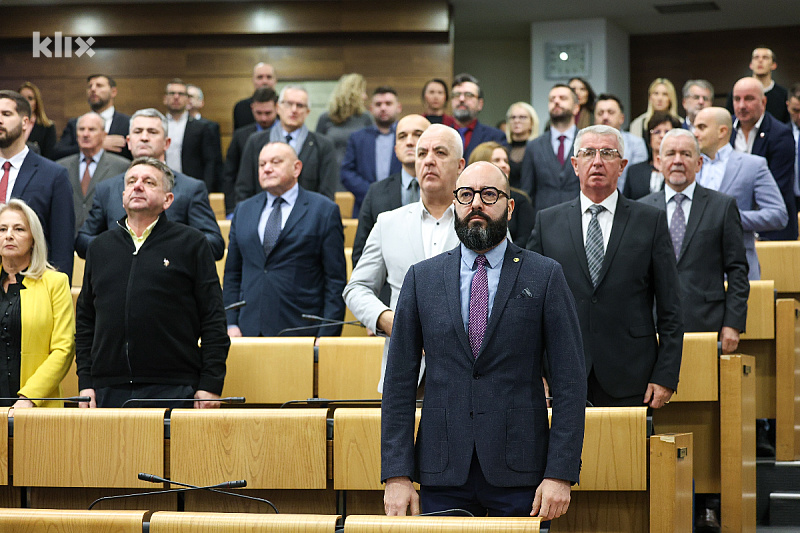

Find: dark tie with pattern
<box><xmin>262</xmin><ymin>196</ymin><xmax>284</xmax><ymax>256</ymax></box>
<box><xmin>557</xmin><ymin>135</ymin><xmax>567</xmax><ymax>166</ymax></box>
<box><xmin>670</xmin><ymin>193</ymin><xmax>687</xmax><ymax>260</ymax></box>
<box><xmin>468</xmin><ymin>255</ymin><xmax>489</xmax><ymax>358</ymax></box>
<box><xmin>585</xmin><ymin>204</ymin><xmax>605</xmax><ymax>287</ymax></box>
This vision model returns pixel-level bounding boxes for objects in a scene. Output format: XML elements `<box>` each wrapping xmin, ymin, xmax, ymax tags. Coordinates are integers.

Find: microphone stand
<box><xmin>137</xmin><ymin>473</ymin><xmax>279</xmax><ymax>514</ymax></box>
<box><xmin>120</xmin><ymin>397</ymin><xmax>246</xmax><ymax>408</ymax></box>
<box><xmin>88</xmin><ymin>478</ymin><xmax>249</xmax><ymax>510</ymax></box>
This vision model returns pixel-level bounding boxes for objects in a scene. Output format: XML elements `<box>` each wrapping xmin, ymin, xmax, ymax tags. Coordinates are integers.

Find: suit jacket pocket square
<box><xmin>513</xmin><ymin>288</ymin><xmax>533</xmax><ymax>299</ymax></box>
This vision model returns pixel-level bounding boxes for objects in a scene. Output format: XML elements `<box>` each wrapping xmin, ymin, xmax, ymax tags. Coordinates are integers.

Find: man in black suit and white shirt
<box><xmin>351</xmin><ymin>114</ymin><xmax>430</xmax><ymax>266</ymax></box>
<box><xmin>163</xmin><ymin>79</ymin><xmax>222</xmax><ymax>192</ymax></box>
<box><xmin>232</xmin><ymin>62</ymin><xmax>277</xmax><ymax>131</ymax></box>
<box><xmin>52</xmin><ymin>74</ymin><xmax>131</xmax><ymax>161</ymax></box>
<box><xmin>529</xmin><ymin>125</ymin><xmax>683</xmax><ymax>408</ymax></box>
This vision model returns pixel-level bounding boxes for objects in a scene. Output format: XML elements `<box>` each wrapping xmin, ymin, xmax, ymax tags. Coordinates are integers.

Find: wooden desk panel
<box><xmin>343</xmin><ymin>219</ymin><xmax>358</xmax><ymax>249</ymax></box>
<box><xmin>333</xmin><ymin>408</ymin><xmax>420</xmax><ymax>491</ymax></box>
<box><xmin>649</xmin><ymin>433</ymin><xmax>693</xmax><ymax>533</ymax></box>
<box><xmin>551</xmin><ymin>492</ymin><xmax>648</xmax><ymax>533</ymax></box>
<box><xmin>775</xmin><ymin>298</ymin><xmax>800</xmax><ymax>461</ymax></box>
<box><xmin>344</xmin><ymin>515</ymin><xmax>541</xmax><ymax>533</ymax></box>
<box><xmin>318</xmin><ymin>338</ymin><xmax>384</xmax><ymax>400</ymax></box>
<box><xmin>757</xmin><ymin>241</ymin><xmax>800</xmax><ymax>293</ymax></box>
<box><xmin>336</xmin><ymin>192</ymin><xmax>355</xmax><ymax>220</ymax></box>
<box><xmin>13</xmin><ymin>409</ymin><xmax>166</xmax><ymax>488</ymax></box>
<box><xmin>740</xmin><ymin>280</ymin><xmax>775</xmax><ymax>340</ymax></box>
<box><xmin>209</xmin><ymin>193</ymin><xmax>226</xmax><ymax>220</ymax></box>
<box><xmin>0</xmin><ymin>408</ymin><xmax>7</xmax><ymax>486</ymax></box>
<box><xmin>150</xmin><ymin>511</ymin><xmax>340</xmax><ymax>533</ymax></box>
<box><xmin>670</xmin><ymin>332</ymin><xmax>718</xmax><ymax>402</ymax></box>
<box><xmin>170</xmin><ymin>409</ymin><xmax>328</xmax><ymax>490</ymax></box>
<box><xmin>221</xmin><ymin>338</ymin><xmax>314</xmax><ymax>404</ymax></box>
<box><xmin>0</xmin><ymin>508</ymin><xmax>146</xmax><ymax>533</ymax></box>
<box><xmin>575</xmin><ymin>407</ymin><xmax>647</xmax><ymax>491</ymax></box>
<box><xmin>216</xmin><ymin>249</ymin><xmax>227</xmax><ymax>288</ymax></box>
<box><xmin>218</xmin><ymin>219</ymin><xmax>231</xmax><ymax>248</ymax></box>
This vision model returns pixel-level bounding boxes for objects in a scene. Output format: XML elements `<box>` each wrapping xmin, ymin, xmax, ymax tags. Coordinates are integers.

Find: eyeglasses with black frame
<box><xmin>575</xmin><ymin>148</ymin><xmax>622</xmax><ymax>162</ymax></box>
<box><xmin>453</xmin><ymin>186</ymin><xmax>509</xmax><ymax>205</ymax></box>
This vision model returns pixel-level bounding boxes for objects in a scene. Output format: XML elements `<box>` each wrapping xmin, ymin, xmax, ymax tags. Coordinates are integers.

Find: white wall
<box><xmin>530</xmin><ymin>18</ymin><xmax>630</xmax><ymax>132</ymax></box>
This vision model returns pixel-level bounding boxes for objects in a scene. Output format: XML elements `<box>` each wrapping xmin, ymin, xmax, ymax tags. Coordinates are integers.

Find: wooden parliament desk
<box><xmin>333</xmin><ymin>407</ymin><xmax>692</xmax><ymax>533</ymax></box>
<box><xmin>149</xmin><ymin>512</ymin><xmax>341</xmax><ymax>533</ymax></box>
<box><xmin>344</xmin><ymin>515</ymin><xmax>542</xmax><ymax>533</ymax></box>
<box><xmin>0</xmin><ymin>509</ymin><xmax>147</xmax><ymax>533</ymax></box>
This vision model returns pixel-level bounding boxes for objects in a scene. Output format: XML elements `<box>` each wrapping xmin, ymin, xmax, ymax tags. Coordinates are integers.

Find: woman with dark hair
<box><xmin>622</xmin><ymin>112</ymin><xmax>682</xmax><ymax>199</ymax></box>
<box><xmin>569</xmin><ymin>77</ymin><xmax>596</xmax><ymax>130</ymax></box>
<box><xmin>0</xmin><ymin>199</ymin><xmax>74</xmax><ymax>412</ymax></box>
<box><xmin>18</xmin><ymin>82</ymin><xmax>57</xmax><ymax>160</ymax></box>
<box><xmin>468</xmin><ymin>141</ymin><xmax>535</xmax><ymax>247</ymax></box>
<box><xmin>421</xmin><ymin>78</ymin><xmax>456</xmax><ymax>127</ymax></box>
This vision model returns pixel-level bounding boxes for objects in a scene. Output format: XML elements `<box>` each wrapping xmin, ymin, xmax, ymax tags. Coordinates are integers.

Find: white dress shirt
<box><xmin>99</xmin><ymin>106</ymin><xmax>115</xmax><ymax>133</ymax></box>
<box><xmin>165</xmin><ymin>111</ymin><xmax>189</xmax><ymax>172</ymax></box>
<box><xmin>665</xmin><ymin>181</ymin><xmax>696</xmax><ymax>228</ymax></box>
<box><xmin>257</xmin><ymin>183</ymin><xmax>299</xmax><ymax>242</ymax></box>
<box><xmin>579</xmin><ymin>190</ymin><xmax>617</xmax><ymax>251</ymax></box>
<box><xmin>421</xmin><ymin>203</ymin><xmax>454</xmax><ymax>258</ymax></box>
<box><xmin>0</xmin><ymin>146</ymin><xmax>29</xmax><ymax>203</ymax></box>
<box><xmin>734</xmin><ymin>114</ymin><xmax>765</xmax><ymax>154</ymax></box>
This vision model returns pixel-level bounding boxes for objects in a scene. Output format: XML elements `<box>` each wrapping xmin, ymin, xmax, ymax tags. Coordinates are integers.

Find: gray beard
<box><xmin>453</xmin><ymin>108</ymin><xmax>475</xmax><ymax>123</ymax></box>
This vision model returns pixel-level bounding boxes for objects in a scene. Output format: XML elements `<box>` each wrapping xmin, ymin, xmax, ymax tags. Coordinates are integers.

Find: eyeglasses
<box><xmin>452</xmin><ymin>91</ymin><xmax>478</xmax><ymax>100</ymax></box>
<box><xmin>575</xmin><ymin>148</ymin><xmax>621</xmax><ymax>162</ymax></box>
<box><xmin>453</xmin><ymin>186</ymin><xmax>509</xmax><ymax>205</ymax></box>
<box><xmin>165</xmin><ymin>91</ymin><xmax>187</xmax><ymax>97</ymax></box>
<box><xmin>280</xmin><ymin>101</ymin><xmax>308</xmax><ymax>110</ymax></box>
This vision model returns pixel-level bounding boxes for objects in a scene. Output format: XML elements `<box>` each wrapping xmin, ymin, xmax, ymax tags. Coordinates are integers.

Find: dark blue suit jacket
<box><xmin>52</xmin><ymin>110</ymin><xmax>132</xmax><ymax>161</ymax></box>
<box><xmin>13</xmin><ymin>151</ymin><xmax>75</xmax><ymax>280</ymax></box>
<box><xmin>730</xmin><ymin>111</ymin><xmax>797</xmax><ymax>240</ymax></box>
<box><xmin>381</xmin><ymin>242</ymin><xmax>586</xmax><ymax>487</ymax></box>
<box><xmin>75</xmin><ymin>171</ymin><xmax>224</xmax><ymax>260</ymax></box>
<box><xmin>462</xmin><ymin>120</ymin><xmax>507</xmax><ymax>161</ymax></box>
<box><xmin>340</xmin><ymin>125</ymin><xmax>401</xmax><ymax>216</ymax></box>
<box><xmin>223</xmin><ymin>186</ymin><xmax>346</xmax><ymax>337</ymax></box>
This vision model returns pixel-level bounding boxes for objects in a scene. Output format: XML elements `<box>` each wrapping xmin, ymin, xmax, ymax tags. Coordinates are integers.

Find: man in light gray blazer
<box><xmin>693</xmin><ymin>107</ymin><xmax>787</xmax><ymax>279</ymax></box>
<box><xmin>56</xmin><ymin>112</ymin><xmax>130</xmax><ymax>233</ymax></box>
<box><xmin>343</xmin><ymin>124</ymin><xmax>464</xmax><ymax>392</ymax></box>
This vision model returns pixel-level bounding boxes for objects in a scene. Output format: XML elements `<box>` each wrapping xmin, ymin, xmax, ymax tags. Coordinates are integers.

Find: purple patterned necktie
<box><xmin>670</xmin><ymin>193</ymin><xmax>687</xmax><ymax>260</ymax></box>
<box><xmin>468</xmin><ymin>255</ymin><xmax>489</xmax><ymax>358</ymax></box>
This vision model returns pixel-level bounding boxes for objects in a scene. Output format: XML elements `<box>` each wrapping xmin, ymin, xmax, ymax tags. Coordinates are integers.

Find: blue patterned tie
<box><xmin>585</xmin><ymin>204</ymin><xmax>605</xmax><ymax>287</ymax></box>
<box><xmin>670</xmin><ymin>193</ymin><xmax>687</xmax><ymax>260</ymax></box>
<box><xmin>468</xmin><ymin>255</ymin><xmax>489</xmax><ymax>358</ymax></box>
<box><xmin>262</xmin><ymin>197</ymin><xmax>284</xmax><ymax>256</ymax></box>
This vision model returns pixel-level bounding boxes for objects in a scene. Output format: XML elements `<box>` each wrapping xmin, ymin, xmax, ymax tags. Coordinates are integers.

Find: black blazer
<box><xmin>352</xmin><ymin>172</ymin><xmax>403</xmax><ymax>266</ymax></box>
<box><xmin>223</xmin><ymin>123</ymin><xmax>258</xmax><ymax>213</ymax></box>
<box><xmin>622</xmin><ymin>162</ymin><xmax>660</xmax><ymax>200</ymax></box>
<box><xmin>180</xmin><ymin>118</ymin><xmax>222</xmax><ymax>193</ymax></box>
<box><xmin>528</xmin><ymin>194</ymin><xmax>684</xmax><ymax>398</ymax></box>
<box><xmin>462</xmin><ymin>121</ymin><xmax>507</xmax><ymax>161</ymax></box>
<box><xmin>53</xmin><ymin>110</ymin><xmax>132</xmax><ymax>161</ymax></box>
<box><xmin>640</xmin><ymin>184</ymin><xmax>749</xmax><ymax>334</ymax></box>
<box><xmin>730</xmin><ymin>111</ymin><xmax>797</xmax><ymax>240</ymax></box>
<box><xmin>519</xmin><ymin>133</ymin><xmax>579</xmax><ymax>218</ymax></box>
<box><xmin>381</xmin><ymin>242</ymin><xmax>586</xmax><ymax>487</ymax></box>
<box><xmin>232</xmin><ymin>96</ymin><xmax>255</xmax><ymax>131</ymax></box>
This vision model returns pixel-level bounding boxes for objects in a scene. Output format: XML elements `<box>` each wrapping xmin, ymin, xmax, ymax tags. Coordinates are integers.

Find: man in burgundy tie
<box><xmin>382</xmin><ymin>161</ymin><xmax>586</xmax><ymax>520</ymax></box>
<box><xmin>0</xmin><ymin>90</ymin><xmax>74</xmax><ymax>281</ymax></box>
<box><xmin>55</xmin><ymin>112</ymin><xmax>130</xmax><ymax>233</ymax></box>
<box><xmin>519</xmin><ymin>84</ymin><xmax>581</xmax><ymax>218</ymax></box>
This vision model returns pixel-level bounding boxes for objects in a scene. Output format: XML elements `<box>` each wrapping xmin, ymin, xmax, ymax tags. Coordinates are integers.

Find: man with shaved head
<box><xmin>233</xmin><ymin>62</ymin><xmax>278</xmax><ymax>130</ymax></box>
<box><xmin>344</xmin><ymin>124</ymin><xmax>463</xmax><ymax>390</ymax></box>
<box><xmin>730</xmin><ymin>76</ymin><xmax>796</xmax><ymax>239</ymax></box>
<box><xmin>380</xmin><ymin>159</ymin><xmax>585</xmax><ymax>519</ymax></box>
<box><xmin>693</xmin><ymin>107</ymin><xmax>787</xmax><ymax>279</ymax></box>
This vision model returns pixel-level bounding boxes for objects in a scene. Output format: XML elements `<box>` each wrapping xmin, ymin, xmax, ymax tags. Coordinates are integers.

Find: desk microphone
<box><xmin>88</xmin><ymin>476</ymin><xmax>251</xmax><ymax>510</ymax></box>
<box><xmin>119</xmin><ymin>397</ymin><xmax>246</xmax><ymax>408</ymax></box>
<box><xmin>277</xmin><ymin>316</ymin><xmax>364</xmax><ymax>336</ymax></box>
<box><xmin>138</xmin><ymin>473</ymin><xmax>278</xmax><ymax>513</ymax></box>
<box><xmin>224</xmin><ymin>300</ymin><xmax>247</xmax><ymax>311</ymax></box>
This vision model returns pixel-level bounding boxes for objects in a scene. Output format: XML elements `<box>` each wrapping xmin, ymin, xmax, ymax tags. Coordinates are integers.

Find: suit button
<box><xmin>469</xmin><ymin>411</ymin><xmax>473</xmax><ymax>419</ymax></box>
<box><xmin>591</xmin><ymin>297</ymin><xmax>598</xmax><ymax>303</ymax></box>
<box><xmin>473</xmin><ymin>373</ymin><xmax>480</xmax><ymax>380</ymax></box>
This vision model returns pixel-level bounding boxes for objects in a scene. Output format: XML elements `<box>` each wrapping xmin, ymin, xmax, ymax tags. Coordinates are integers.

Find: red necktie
<box><xmin>82</xmin><ymin>157</ymin><xmax>93</xmax><ymax>196</ymax></box>
<box><xmin>557</xmin><ymin>135</ymin><xmax>567</xmax><ymax>166</ymax></box>
<box><xmin>0</xmin><ymin>162</ymin><xmax>11</xmax><ymax>204</ymax></box>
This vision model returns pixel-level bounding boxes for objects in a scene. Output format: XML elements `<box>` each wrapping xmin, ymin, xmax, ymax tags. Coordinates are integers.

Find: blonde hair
<box><xmin>18</xmin><ymin>82</ymin><xmax>53</xmax><ymax>128</ymax></box>
<box><xmin>505</xmin><ymin>102</ymin><xmax>540</xmax><ymax>143</ymax></box>
<box><xmin>0</xmin><ymin>199</ymin><xmax>54</xmax><ymax>279</ymax></box>
<box><xmin>327</xmin><ymin>73</ymin><xmax>367</xmax><ymax>124</ymax></box>
<box><xmin>644</xmin><ymin>78</ymin><xmax>679</xmax><ymax>118</ymax></box>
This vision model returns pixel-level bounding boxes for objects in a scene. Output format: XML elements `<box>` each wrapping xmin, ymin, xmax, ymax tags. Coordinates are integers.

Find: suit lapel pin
<box><xmin>163</xmin><ymin>258</ymin><xmax>170</xmax><ymax>267</ymax></box>
<box><xmin>759</xmin><ymin>132</ymin><xmax>765</xmax><ymax>138</ymax></box>
<box><xmin>513</xmin><ymin>257</ymin><xmax>520</xmax><ymax>263</ymax></box>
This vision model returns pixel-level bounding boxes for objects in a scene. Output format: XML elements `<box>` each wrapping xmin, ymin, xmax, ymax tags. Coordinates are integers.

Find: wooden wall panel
<box><xmin>630</xmin><ymin>25</ymin><xmax>800</xmax><ymax>118</ymax></box>
<box><xmin>0</xmin><ymin>1</ymin><xmax>452</xmax><ymax>154</ymax></box>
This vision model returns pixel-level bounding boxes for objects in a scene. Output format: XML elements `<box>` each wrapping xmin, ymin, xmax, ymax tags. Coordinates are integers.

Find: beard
<box><xmin>453</xmin><ymin>107</ymin><xmax>476</xmax><ymax>123</ymax></box>
<box><xmin>455</xmin><ymin>207</ymin><xmax>508</xmax><ymax>252</ymax></box>
<box><xmin>0</xmin><ymin>122</ymin><xmax>23</xmax><ymax>149</ymax></box>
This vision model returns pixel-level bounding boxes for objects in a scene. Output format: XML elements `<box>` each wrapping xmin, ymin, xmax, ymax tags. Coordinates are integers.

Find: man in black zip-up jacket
<box><xmin>75</xmin><ymin>157</ymin><xmax>229</xmax><ymax>408</ymax></box>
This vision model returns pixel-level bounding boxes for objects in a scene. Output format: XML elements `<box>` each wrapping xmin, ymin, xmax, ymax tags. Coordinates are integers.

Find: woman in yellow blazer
<box><xmin>0</xmin><ymin>199</ymin><xmax>74</xmax><ymax>410</ymax></box>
